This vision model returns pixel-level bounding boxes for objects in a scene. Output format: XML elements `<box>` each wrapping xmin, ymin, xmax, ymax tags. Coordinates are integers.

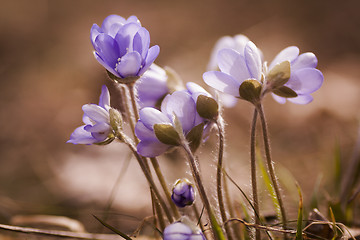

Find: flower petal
<box><xmin>94</xmin><ymin>33</ymin><xmax>120</xmax><ymax>68</ymax></box>
<box><xmin>244</xmin><ymin>41</ymin><xmax>262</xmax><ymax>80</ymax></box>
<box><xmin>101</xmin><ymin>15</ymin><xmax>126</xmax><ymax>36</ymax></box>
<box><xmin>115</xmin><ymin>51</ymin><xmax>142</xmax><ymax>77</ymax></box>
<box><xmin>90</xmin><ymin>24</ymin><xmax>102</xmax><ymax>48</ymax></box>
<box><xmin>271</xmin><ymin>93</ymin><xmax>287</xmax><ymax>104</ymax></box>
<box><xmin>67</xmin><ymin>126</ymin><xmax>97</xmax><ymax>145</ymax></box>
<box><xmin>287</xmin><ymin>68</ymin><xmax>324</xmax><ymax>94</ymax></box>
<box><xmin>162</xmin><ymin>91</ymin><xmax>196</xmax><ymax>133</ymax></box>
<box><xmin>93</xmin><ymin>52</ymin><xmax>119</xmax><ymax>77</ymax></box>
<box><xmin>203</xmin><ymin>71</ymin><xmax>241</xmax><ymax>97</ymax></box>
<box><xmin>139</xmin><ymin>107</ymin><xmax>171</xmax><ymax>130</ymax></box>
<box><xmin>137</xmin><ymin>139</ymin><xmax>171</xmax><ymax>157</ymax></box>
<box><xmin>138</xmin><ymin>45</ymin><xmax>160</xmax><ymax>76</ymax></box>
<box><xmin>269</xmin><ymin>46</ymin><xmax>299</xmax><ymax>69</ymax></box>
<box><xmin>99</xmin><ymin>85</ymin><xmax>110</xmax><ymax>110</ymax></box>
<box><xmin>115</xmin><ymin>22</ymin><xmax>142</xmax><ymax>55</ymax></box>
<box><xmin>288</xmin><ymin>94</ymin><xmax>313</xmax><ymax>104</ymax></box>
<box><xmin>133</xmin><ymin>27</ymin><xmax>150</xmax><ymax>60</ymax></box>
<box><xmin>135</xmin><ymin>120</ymin><xmax>157</xmax><ymax>140</ymax></box>
<box><xmin>163</xmin><ymin>222</ymin><xmax>193</xmax><ymax>240</ymax></box>
<box><xmin>84</xmin><ymin>122</ymin><xmax>110</xmax><ymax>133</ymax></box>
<box><xmin>82</xmin><ymin>104</ymin><xmax>109</xmax><ymax>123</ymax></box>
<box><xmin>218</xmin><ymin>48</ymin><xmax>252</xmax><ymax>82</ymax></box>
<box><xmin>291</xmin><ymin>52</ymin><xmax>318</xmax><ymax>71</ymax></box>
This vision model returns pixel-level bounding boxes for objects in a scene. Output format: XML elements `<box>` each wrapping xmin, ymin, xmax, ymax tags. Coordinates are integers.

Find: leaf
<box><xmin>186</xmin><ymin>123</ymin><xmax>204</xmax><ymax>153</ymax></box>
<box><xmin>272</xmin><ymin>86</ymin><xmax>297</xmax><ymax>98</ymax></box>
<box><xmin>295</xmin><ymin>183</ymin><xmax>303</xmax><ymax>240</ymax></box>
<box><xmin>93</xmin><ymin>215</ymin><xmax>132</xmax><ymax>240</ymax></box>
<box><xmin>154</xmin><ymin>124</ymin><xmax>180</xmax><ymax>146</ymax></box>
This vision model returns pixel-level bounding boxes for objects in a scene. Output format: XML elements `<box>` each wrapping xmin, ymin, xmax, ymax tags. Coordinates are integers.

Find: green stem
<box><xmin>192</xmin><ymin>204</ymin><xmax>205</xmax><ymax>233</ymax></box>
<box><xmin>150</xmin><ymin>157</ymin><xmax>180</xmax><ymax>219</ymax></box>
<box><xmin>250</xmin><ymin>109</ymin><xmax>261</xmax><ymax>240</ymax></box>
<box><xmin>216</xmin><ymin>118</ymin><xmax>233</xmax><ymax>240</ymax></box>
<box><xmin>256</xmin><ymin>103</ymin><xmax>288</xmax><ymax>235</ymax></box>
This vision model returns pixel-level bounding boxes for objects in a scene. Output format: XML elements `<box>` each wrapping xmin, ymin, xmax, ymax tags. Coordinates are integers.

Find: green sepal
<box><xmin>186</xmin><ymin>123</ymin><xmax>204</xmax><ymax>153</ymax></box>
<box><xmin>267</xmin><ymin>61</ymin><xmax>291</xmax><ymax>88</ymax></box>
<box><xmin>196</xmin><ymin>95</ymin><xmax>219</xmax><ymax>120</ymax></box>
<box><xmin>106</xmin><ymin>70</ymin><xmax>140</xmax><ymax>84</ymax></box>
<box><xmin>109</xmin><ymin>108</ymin><xmax>122</xmax><ymax>132</ymax></box>
<box><xmin>272</xmin><ymin>86</ymin><xmax>298</xmax><ymax>98</ymax></box>
<box><xmin>154</xmin><ymin>124</ymin><xmax>181</xmax><ymax>146</ymax></box>
<box><xmin>239</xmin><ymin>79</ymin><xmax>262</xmax><ymax>103</ymax></box>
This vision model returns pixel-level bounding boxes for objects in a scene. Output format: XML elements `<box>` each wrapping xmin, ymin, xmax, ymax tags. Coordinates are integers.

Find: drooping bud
<box><xmin>154</xmin><ymin>124</ymin><xmax>181</xmax><ymax>146</ymax></box>
<box><xmin>196</xmin><ymin>95</ymin><xmax>219</xmax><ymax>120</ymax></box>
<box><xmin>171</xmin><ymin>178</ymin><xmax>195</xmax><ymax>208</ymax></box>
<box><xmin>239</xmin><ymin>79</ymin><xmax>262</xmax><ymax>104</ymax></box>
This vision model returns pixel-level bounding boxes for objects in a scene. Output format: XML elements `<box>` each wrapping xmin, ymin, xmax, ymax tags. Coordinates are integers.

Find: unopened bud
<box><xmin>171</xmin><ymin>178</ymin><xmax>195</xmax><ymax>208</ymax></box>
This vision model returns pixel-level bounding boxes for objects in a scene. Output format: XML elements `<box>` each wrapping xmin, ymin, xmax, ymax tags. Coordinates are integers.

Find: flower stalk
<box><xmin>216</xmin><ymin>117</ymin><xmax>233</xmax><ymax>240</ymax></box>
<box><xmin>256</xmin><ymin>103</ymin><xmax>288</xmax><ymax>235</ymax></box>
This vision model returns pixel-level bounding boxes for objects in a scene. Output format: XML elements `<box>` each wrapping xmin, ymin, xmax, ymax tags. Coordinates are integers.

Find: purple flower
<box><xmin>203</xmin><ymin>41</ymin><xmax>263</xmax><ymax>98</ymax></box>
<box><xmin>90</xmin><ymin>14</ymin><xmax>160</xmax><ymax>79</ymax></box>
<box><xmin>268</xmin><ymin>46</ymin><xmax>324</xmax><ymax>104</ymax></box>
<box><xmin>163</xmin><ymin>222</ymin><xmax>206</xmax><ymax>240</ymax></box>
<box><xmin>171</xmin><ymin>178</ymin><xmax>195</xmax><ymax>208</ymax></box>
<box><xmin>68</xmin><ymin>85</ymin><xmax>113</xmax><ymax>145</ymax></box>
<box><xmin>136</xmin><ymin>64</ymin><xmax>169</xmax><ymax>109</ymax></box>
<box><xmin>135</xmin><ymin>83</ymin><xmax>214</xmax><ymax>157</ymax></box>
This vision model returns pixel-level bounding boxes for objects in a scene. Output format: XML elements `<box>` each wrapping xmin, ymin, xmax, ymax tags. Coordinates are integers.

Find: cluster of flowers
<box><xmin>68</xmin><ymin>14</ymin><xmax>323</xmax><ymax>240</ymax></box>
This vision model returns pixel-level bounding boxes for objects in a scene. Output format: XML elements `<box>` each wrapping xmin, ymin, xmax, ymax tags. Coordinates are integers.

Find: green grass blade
<box><xmin>209</xmin><ymin>211</ymin><xmax>226</xmax><ymax>240</ymax></box>
<box><xmin>93</xmin><ymin>215</ymin><xmax>132</xmax><ymax>240</ymax></box>
<box><xmin>295</xmin><ymin>183</ymin><xmax>303</xmax><ymax>240</ymax></box>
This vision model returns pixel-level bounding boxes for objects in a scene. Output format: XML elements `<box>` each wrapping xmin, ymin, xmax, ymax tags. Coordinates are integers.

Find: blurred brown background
<box><xmin>0</xmin><ymin>0</ymin><xmax>360</xmax><ymax>236</ymax></box>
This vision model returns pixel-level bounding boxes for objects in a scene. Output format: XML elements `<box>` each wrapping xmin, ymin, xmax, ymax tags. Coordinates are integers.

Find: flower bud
<box><xmin>163</xmin><ymin>221</ymin><xmax>206</xmax><ymax>240</ymax></box>
<box><xmin>171</xmin><ymin>178</ymin><xmax>195</xmax><ymax>208</ymax></box>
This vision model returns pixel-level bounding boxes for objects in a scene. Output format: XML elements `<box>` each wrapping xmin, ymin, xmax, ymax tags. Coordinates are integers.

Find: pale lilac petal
<box><xmin>82</xmin><ymin>104</ymin><xmax>109</xmax><ymax>122</ymax></box>
<box><xmin>271</xmin><ymin>93</ymin><xmax>287</xmax><ymax>104</ymax></box>
<box><xmin>138</xmin><ymin>45</ymin><xmax>160</xmax><ymax>76</ymax></box>
<box><xmin>115</xmin><ymin>23</ymin><xmax>142</xmax><ymax>55</ymax></box>
<box><xmin>291</xmin><ymin>52</ymin><xmax>318</xmax><ymax>71</ymax></box>
<box><xmin>288</xmin><ymin>94</ymin><xmax>313</xmax><ymax>104</ymax></box>
<box><xmin>137</xmin><ymin>140</ymin><xmax>171</xmax><ymax>157</ymax></box>
<box><xmin>67</xmin><ymin>126</ymin><xmax>97</xmax><ymax>145</ymax></box>
<box><xmin>218</xmin><ymin>48</ymin><xmax>252</xmax><ymax>82</ymax></box>
<box><xmin>99</xmin><ymin>85</ymin><xmax>110</xmax><ymax>110</ymax></box>
<box><xmin>101</xmin><ymin>14</ymin><xmax>126</xmax><ymax>37</ymax></box>
<box><xmin>115</xmin><ymin>51</ymin><xmax>142</xmax><ymax>77</ymax></box>
<box><xmin>126</xmin><ymin>15</ymin><xmax>141</xmax><ymax>25</ymax></box>
<box><xmin>217</xmin><ymin>48</ymin><xmax>240</xmax><ymax>75</ymax></box>
<box><xmin>94</xmin><ymin>34</ymin><xmax>120</xmax><ymax>68</ymax></box>
<box><xmin>287</xmin><ymin>68</ymin><xmax>324</xmax><ymax>94</ymax></box>
<box><xmin>186</xmin><ymin>82</ymin><xmax>211</xmax><ymax>103</ymax></box>
<box><xmin>93</xmin><ymin>52</ymin><xmax>119</xmax><ymax>77</ymax></box>
<box><xmin>84</xmin><ymin>122</ymin><xmax>110</xmax><ymax>133</ymax></box>
<box><xmin>244</xmin><ymin>41</ymin><xmax>262</xmax><ymax>80</ymax></box>
<box><xmin>91</xmin><ymin>131</ymin><xmax>110</xmax><ymax>142</ymax></box>
<box><xmin>135</xmin><ymin>121</ymin><xmax>157</xmax><ymax>140</ymax></box>
<box><xmin>269</xmin><ymin>46</ymin><xmax>299</xmax><ymax>69</ymax></box>
<box><xmin>163</xmin><ymin>222</ymin><xmax>193</xmax><ymax>240</ymax></box>
<box><xmin>203</xmin><ymin>71</ymin><xmax>241</xmax><ymax>97</ymax></box>
<box><xmin>218</xmin><ymin>93</ymin><xmax>238</xmax><ymax>108</ymax></box>
<box><xmin>133</xmin><ymin>27</ymin><xmax>150</xmax><ymax>60</ymax></box>
<box><xmin>139</xmin><ymin>107</ymin><xmax>171</xmax><ymax>130</ymax></box>
<box><xmin>163</xmin><ymin>91</ymin><xmax>196</xmax><ymax>133</ymax></box>
<box><xmin>82</xmin><ymin>115</ymin><xmax>93</xmax><ymax>125</ymax></box>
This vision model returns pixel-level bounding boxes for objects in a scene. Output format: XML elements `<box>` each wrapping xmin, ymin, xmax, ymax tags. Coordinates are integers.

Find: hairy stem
<box><xmin>250</xmin><ymin>108</ymin><xmax>261</xmax><ymax>240</ymax></box>
<box><xmin>216</xmin><ymin>118</ymin><xmax>233</xmax><ymax>240</ymax></box>
<box><xmin>181</xmin><ymin>143</ymin><xmax>220</xmax><ymax>240</ymax></box>
<box><xmin>150</xmin><ymin>157</ymin><xmax>180</xmax><ymax>219</ymax></box>
<box><xmin>256</xmin><ymin>104</ymin><xmax>287</xmax><ymax>235</ymax></box>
